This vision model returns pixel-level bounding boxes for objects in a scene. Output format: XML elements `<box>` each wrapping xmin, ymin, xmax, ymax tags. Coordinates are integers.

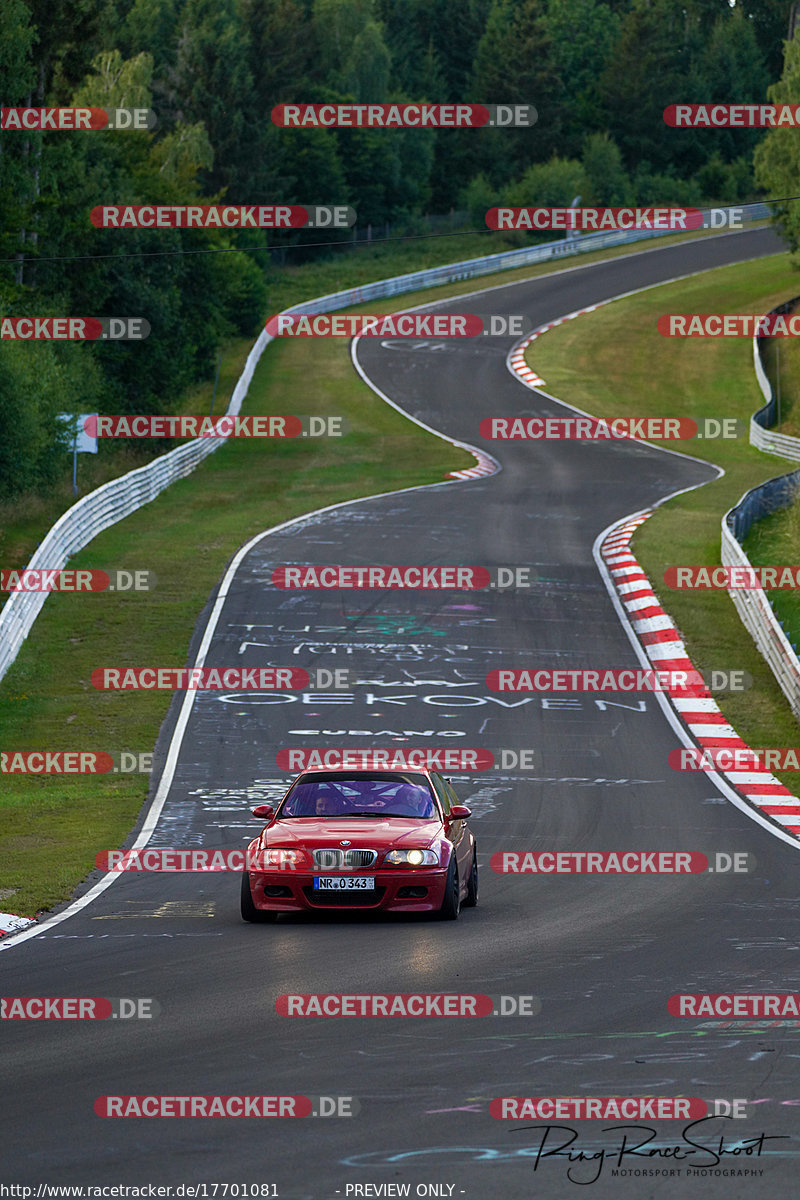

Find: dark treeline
<box><xmin>0</xmin><ymin>0</ymin><xmax>797</xmax><ymax>500</ymax></box>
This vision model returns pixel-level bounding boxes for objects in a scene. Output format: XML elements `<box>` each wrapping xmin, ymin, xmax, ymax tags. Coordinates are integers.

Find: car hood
<box><xmin>262</xmin><ymin>817</ymin><xmax>442</xmax><ymax>848</ymax></box>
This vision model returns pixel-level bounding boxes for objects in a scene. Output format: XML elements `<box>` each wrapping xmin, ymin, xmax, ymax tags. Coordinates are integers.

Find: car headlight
<box><xmin>255</xmin><ymin>848</ymin><xmax>307</xmax><ymax>870</ymax></box>
<box><xmin>384</xmin><ymin>848</ymin><xmax>439</xmax><ymax>867</ymax></box>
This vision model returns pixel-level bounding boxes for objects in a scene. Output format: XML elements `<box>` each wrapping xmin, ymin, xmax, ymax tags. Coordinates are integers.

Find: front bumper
<box><xmin>248</xmin><ymin>868</ymin><xmax>449</xmax><ymax>913</ymax></box>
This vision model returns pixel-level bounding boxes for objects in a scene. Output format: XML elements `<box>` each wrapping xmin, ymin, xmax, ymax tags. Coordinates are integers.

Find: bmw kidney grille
<box><xmin>312</xmin><ymin>848</ymin><xmax>377</xmax><ymax>869</ymax></box>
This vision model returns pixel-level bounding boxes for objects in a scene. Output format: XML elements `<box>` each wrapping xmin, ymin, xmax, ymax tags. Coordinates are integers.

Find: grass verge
<box><xmin>0</xmin><ymin>221</ymin><xmax>768</xmax><ymax>572</ymax></box>
<box><xmin>742</xmin><ymin>479</ymin><xmax>800</xmax><ymax>648</ymax></box>
<box><xmin>0</xmin><ymin>327</ymin><xmax>473</xmax><ymax>917</ymax></box>
<box><xmin>0</xmin><ymin>224</ymin><xmax>776</xmax><ymax>917</ymax></box>
<box><xmin>761</xmin><ymin>299</ymin><xmax>800</xmax><ymax>438</ymax></box>
<box><xmin>526</xmin><ymin>251</ymin><xmax>800</xmax><ymax>787</ymax></box>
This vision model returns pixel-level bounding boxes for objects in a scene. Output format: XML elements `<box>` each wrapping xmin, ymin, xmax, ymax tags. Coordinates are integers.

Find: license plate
<box><xmin>314</xmin><ymin>876</ymin><xmax>375</xmax><ymax>891</ymax></box>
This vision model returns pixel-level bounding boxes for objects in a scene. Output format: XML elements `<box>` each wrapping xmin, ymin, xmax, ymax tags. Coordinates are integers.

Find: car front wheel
<box><xmin>464</xmin><ymin>848</ymin><xmax>478</xmax><ymax>908</ymax></box>
<box><xmin>240</xmin><ymin>872</ymin><xmax>277</xmax><ymax>923</ymax></box>
<box><xmin>436</xmin><ymin>856</ymin><xmax>461</xmax><ymax>920</ymax></box>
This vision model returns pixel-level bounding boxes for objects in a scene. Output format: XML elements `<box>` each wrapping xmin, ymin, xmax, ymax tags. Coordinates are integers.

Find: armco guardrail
<box><xmin>0</xmin><ymin>330</ymin><xmax>267</xmax><ymax>684</ymax></box>
<box><xmin>720</xmin><ymin>293</ymin><xmax>800</xmax><ymax>719</ymax></box>
<box><xmin>0</xmin><ymin>203</ymin><xmax>770</xmax><ymax>685</ymax></box>
<box><xmin>751</xmin><ymin>294</ymin><xmax>800</xmax><ymax>460</ymax></box>
<box><xmin>722</xmin><ymin>471</ymin><xmax>800</xmax><ymax>719</ymax></box>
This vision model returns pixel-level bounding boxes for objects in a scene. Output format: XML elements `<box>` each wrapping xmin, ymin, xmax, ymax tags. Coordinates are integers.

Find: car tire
<box><xmin>437</xmin><ymin>855</ymin><xmax>461</xmax><ymax>920</ymax></box>
<box><xmin>463</xmin><ymin>848</ymin><xmax>478</xmax><ymax>908</ymax></box>
<box><xmin>240</xmin><ymin>872</ymin><xmax>277</xmax><ymax>923</ymax></box>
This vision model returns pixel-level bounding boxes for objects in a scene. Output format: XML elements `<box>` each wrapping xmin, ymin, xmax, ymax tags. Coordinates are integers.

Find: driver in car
<box><xmin>314</xmin><ymin>791</ymin><xmax>339</xmax><ymax>816</ymax></box>
<box><xmin>392</xmin><ymin>783</ymin><xmax>433</xmax><ymax>817</ymax></box>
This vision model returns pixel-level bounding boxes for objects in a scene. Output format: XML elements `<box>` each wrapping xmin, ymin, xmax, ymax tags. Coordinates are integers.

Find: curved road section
<box><xmin>4</xmin><ymin>228</ymin><xmax>798</xmax><ymax>1198</ymax></box>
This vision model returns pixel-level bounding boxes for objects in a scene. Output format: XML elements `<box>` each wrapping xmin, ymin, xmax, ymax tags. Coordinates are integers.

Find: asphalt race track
<box><xmin>4</xmin><ymin>226</ymin><xmax>800</xmax><ymax>1198</ymax></box>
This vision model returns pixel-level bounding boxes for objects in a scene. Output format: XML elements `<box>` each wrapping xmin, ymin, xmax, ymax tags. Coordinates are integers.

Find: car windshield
<box><xmin>278</xmin><ymin>774</ymin><xmax>436</xmax><ymax>819</ymax></box>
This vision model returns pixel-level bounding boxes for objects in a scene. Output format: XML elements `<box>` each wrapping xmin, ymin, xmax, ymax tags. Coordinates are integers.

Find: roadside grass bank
<box><xmin>526</xmin><ymin>252</ymin><xmax>800</xmax><ymax>788</ymax></box>
<box><xmin>762</xmin><ymin>303</ymin><xmax>800</xmax><ymax>439</ymax></box>
<box><xmin>0</xmin><ymin>226</ymin><xmax>776</xmax><ymax>917</ymax></box>
<box><xmin>742</xmin><ymin>473</ymin><xmax>800</xmax><ymax>650</ymax></box>
<box><xmin>1</xmin><ymin>223</ymin><xmax>765</xmax><ymax>574</ymax></box>
<box><xmin>0</xmin><ymin>327</ymin><xmax>473</xmax><ymax>917</ymax></box>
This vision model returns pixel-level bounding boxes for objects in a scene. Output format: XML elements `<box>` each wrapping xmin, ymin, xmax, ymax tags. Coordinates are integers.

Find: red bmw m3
<box><xmin>240</xmin><ymin>768</ymin><xmax>478</xmax><ymax>922</ymax></box>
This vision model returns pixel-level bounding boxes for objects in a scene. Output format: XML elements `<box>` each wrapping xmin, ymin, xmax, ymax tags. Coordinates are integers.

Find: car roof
<box><xmin>293</xmin><ymin>767</ymin><xmax>436</xmax><ymax>782</ymax></box>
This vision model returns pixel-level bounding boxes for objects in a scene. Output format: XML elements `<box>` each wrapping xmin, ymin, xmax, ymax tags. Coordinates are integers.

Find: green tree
<box><xmin>0</xmin><ymin>332</ymin><xmax>105</xmax><ymax>499</ymax></box>
<box><xmin>755</xmin><ymin>28</ymin><xmax>800</xmax><ymax>251</ymax></box>
<box><xmin>690</xmin><ymin>9</ymin><xmax>768</xmax><ymax>177</ymax></box>
<box><xmin>460</xmin><ymin>171</ymin><xmax>500</xmax><ymax>228</ymax></box>
<box><xmin>117</xmin><ymin>0</ymin><xmax>181</xmax><ymax>80</ymax></box>
<box><xmin>737</xmin><ymin>0</ymin><xmax>797</xmax><ymax>82</ymax></box>
<box><xmin>346</xmin><ymin>21</ymin><xmax>392</xmax><ymax>100</ymax></box>
<box><xmin>313</xmin><ymin>0</ymin><xmax>378</xmax><ymax>87</ymax></box>
<box><xmin>377</xmin><ymin>1</ymin><xmax>446</xmax><ymax>97</ymax></box>
<box><xmin>504</xmin><ymin>155</ymin><xmax>588</xmax><ymax>207</ymax></box>
<box><xmin>472</xmin><ymin>0</ymin><xmax>564</xmax><ymax>180</ymax></box>
<box><xmin>543</xmin><ymin>0</ymin><xmax>621</xmax><ymax>154</ymax></box>
<box><xmin>0</xmin><ymin>0</ymin><xmax>36</xmax><ymax>279</ymax></box>
<box><xmin>581</xmin><ymin>133</ymin><xmax>631</xmax><ymax>205</ymax></box>
<box><xmin>600</xmin><ymin>0</ymin><xmax>692</xmax><ymax>175</ymax></box>
<box><xmin>173</xmin><ymin>0</ymin><xmax>256</xmax><ymax>199</ymax></box>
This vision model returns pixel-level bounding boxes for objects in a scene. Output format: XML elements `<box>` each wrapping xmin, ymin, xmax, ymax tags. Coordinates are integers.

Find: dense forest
<box><xmin>1</xmin><ymin>0</ymin><xmax>798</xmax><ymax>500</ymax></box>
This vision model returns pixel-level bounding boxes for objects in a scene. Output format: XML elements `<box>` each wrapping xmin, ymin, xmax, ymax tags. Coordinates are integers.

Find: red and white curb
<box><xmin>601</xmin><ymin>514</ymin><xmax>800</xmax><ymax>836</ymax></box>
<box><xmin>0</xmin><ymin>912</ymin><xmax>35</xmax><ymax>937</ymax></box>
<box><xmin>447</xmin><ymin>447</ymin><xmax>498</xmax><ymax>480</ymax></box>
<box><xmin>509</xmin><ymin>304</ymin><xmax>606</xmax><ymax>390</ymax></box>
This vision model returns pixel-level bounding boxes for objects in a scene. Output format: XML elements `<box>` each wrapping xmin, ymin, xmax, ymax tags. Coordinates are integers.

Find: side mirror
<box><xmin>448</xmin><ymin>804</ymin><xmax>471</xmax><ymax>820</ymax></box>
<box><xmin>251</xmin><ymin>804</ymin><xmax>274</xmax><ymax>819</ymax></box>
